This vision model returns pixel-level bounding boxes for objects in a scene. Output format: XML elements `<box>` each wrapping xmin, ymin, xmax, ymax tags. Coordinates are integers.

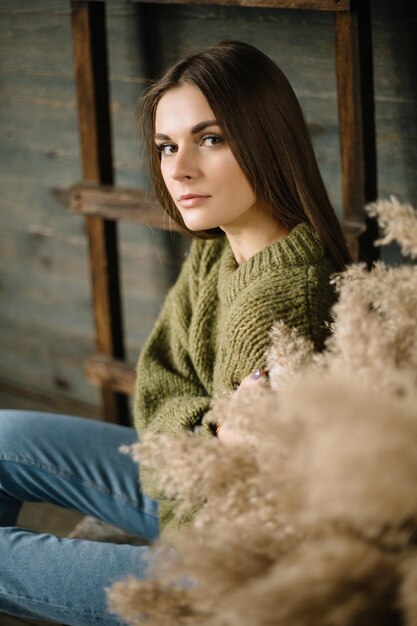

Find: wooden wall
<box><xmin>0</xmin><ymin>0</ymin><xmax>415</xmax><ymax>418</ymax></box>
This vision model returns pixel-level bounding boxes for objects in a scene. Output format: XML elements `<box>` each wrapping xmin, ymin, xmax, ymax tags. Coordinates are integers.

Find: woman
<box><xmin>0</xmin><ymin>41</ymin><xmax>349</xmax><ymax>625</ymax></box>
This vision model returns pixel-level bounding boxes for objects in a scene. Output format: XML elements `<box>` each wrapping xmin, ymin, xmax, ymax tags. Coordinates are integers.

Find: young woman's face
<box><xmin>155</xmin><ymin>84</ymin><xmax>262</xmax><ymax>234</ymax></box>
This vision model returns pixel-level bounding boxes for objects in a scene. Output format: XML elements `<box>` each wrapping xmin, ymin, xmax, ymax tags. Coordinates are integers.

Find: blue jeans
<box><xmin>0</xmin><ymin>409</ymin><xmax>160</xmax><ymax>625</ymax></box>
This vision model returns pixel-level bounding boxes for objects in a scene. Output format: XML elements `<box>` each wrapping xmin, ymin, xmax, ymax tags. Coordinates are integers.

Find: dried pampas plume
<box><xmin>367</xmin><ymin>195</ymin><xmax>417</xmax><ymax>259</ymax></box>
<box><xmin>109</xmin><ymin>198</ymin><xmax>417</xmax><ymax>626</ymax></box>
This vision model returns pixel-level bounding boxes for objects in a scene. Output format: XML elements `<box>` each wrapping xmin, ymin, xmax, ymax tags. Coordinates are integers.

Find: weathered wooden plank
<box><xmin>69</xmin><ymin>183</ymin><xmax>181</xmax><ymax>230</ymax></box>
<box><xmin>132</xmin><ymin>0</ymin><xmax>350</xmax><ymax>10</ymax></box>
<box><xmin>335</xmin><ymin>3</ymin><xmax>376</xmax><ymax>212</ymax></box>
<box><xmin>0</xmin><ymin>226</ymin><xmax>170</xmax><ymax>342</ymax></box>
<box><xmin>85</xmin><ymin>353</ymin><xmax>136</xmax><ymax>395</ymax></box>
<box><xmin>0</xmin><ymin>0</ymin><xmax>350</xmax><ymax>10</ymax></box>
<box><xmin>71</xmin><ymin>1</ymin><xmax>129</xmax><ymax>423</ymax></box>
<box><xmin>0</xmin><ymin>183</ymin><xmax>181</xmax><ymax>307</ymax></box>
<box><xmin>0</xmin><ymin>296</ymin><xmax>155</xmax><ymax>406</ymax></box>
<box><xmin>334</xmin><ymin>1</ymin><xmax>378</xmax><ymax>262</ymax></box>
<box><xmin>371</xmin><ymin>3</ymin><xmax>417</xmax><ymax>207</ymax></box>
<box><xmin>0</xmin><ymin>381</ymin><xmax>101</xmax><ymax>420</ymax></box>
<box><xmin>121</xmin><ymin>3</ymin><xmax>340</xmax><ymax>26</ymax></box>
<box><xmin>0</xmin><ymin>159</ymin><xmax>180</xmax><ymax>408</ymax></box>
<box><xmin>0</xmin><ymin>0</ymin><xmax>132</xmax><ymax>12</ymax></box>
<box><xmin>0</xmin><ymin>318</ymin><xmax>101</xmax><ymax>407</ymax></box>
<box><xmin>1</xmin><ymin>231</ymin><xmax>178</xmax><ymax>409</ymax></box>
<box><xmin>0</xmin><ymin>14</ymin><xmax>74</xmax><ymax>77</ymax></box>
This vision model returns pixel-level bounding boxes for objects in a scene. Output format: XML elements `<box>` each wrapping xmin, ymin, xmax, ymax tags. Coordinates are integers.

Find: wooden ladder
<box><xmin>69</xmin><ymin>0</ymin><xmax>377</xmax><ymax>424</ymax></box>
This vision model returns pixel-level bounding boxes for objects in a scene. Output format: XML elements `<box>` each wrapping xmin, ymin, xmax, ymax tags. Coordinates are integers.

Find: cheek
<box><xmin>220</xmin><ymin>158</ymin><xmax>255</xmax><ymax>202</ymax></box>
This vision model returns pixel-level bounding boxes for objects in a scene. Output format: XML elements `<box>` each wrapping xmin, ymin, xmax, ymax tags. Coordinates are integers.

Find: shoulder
<box><xmin>264</xmin><ymin>222</ymin><xmax>336</xmax><ymax>296</ymax></box>
<box><xmin>220</xmin><ymin>223</ymin><xmax>332</xmax><ymax>304</ymax></box>
<box><xmin>230</xmin><ymin>224</ymin><xmax>336</xmax><ymax>346</ymax></box>
<box><xmin>271</xmin><ymin>222</ymin><xmax>327</xmax><ymax>268</ymax></box>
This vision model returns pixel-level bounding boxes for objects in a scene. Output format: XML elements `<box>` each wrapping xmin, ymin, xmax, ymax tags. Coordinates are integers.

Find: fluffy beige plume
<box><xmin>281</xmin><ymin>376</ymin><xmax>417</xmax><ymax>537</ymax></box>
<box><xmin>367</xmin><ymin>196</ymin><xmax>417</xmax><ymax>259</ymax></box>
<box><xmin>266</xmin><ymin>321</ymin><xmax>316</xmax><ymax>391</ymax></box>
<box><xmin>108</xmin><ymin>577</ymin><xmax>207</xmax><ymax>626</ymax></box>
<box><xmin>217</xmin><ymin>536</ymin><xmax>399</xmax><ymax>626</ymax></box>
<box><xmin>110</xmin><ymin>198</ymin><xmax>417</xmax><ymax>626</ymax></box>
<box><xmin>323</xmin><ymin>262</ymin><xmax>417</xmax><ymax>395</ymax></box>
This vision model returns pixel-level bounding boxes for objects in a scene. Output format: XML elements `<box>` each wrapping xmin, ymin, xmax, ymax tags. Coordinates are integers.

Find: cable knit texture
<box><xmin>134</xmin><ymin>223</ymin><xmax>337</xmax><ymax>530</ymax></box>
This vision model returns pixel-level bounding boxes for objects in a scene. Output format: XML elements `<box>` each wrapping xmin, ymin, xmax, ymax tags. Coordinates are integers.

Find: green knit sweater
<box><xmin>134</xmin><ymin>223</ymin><xmax>336</xmax><ymax>530</ymax></box>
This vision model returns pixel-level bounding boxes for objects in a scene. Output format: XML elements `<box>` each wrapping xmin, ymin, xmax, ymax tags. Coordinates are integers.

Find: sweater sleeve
<box><xmin>133</xmin><ymin>242</ymin><xmax>213</xmax><ymax>518</ymax></box>
<box><xmin>133</xmin><ymin>240</ymin><xmax>212</xmax><ymax>439</ymax></box>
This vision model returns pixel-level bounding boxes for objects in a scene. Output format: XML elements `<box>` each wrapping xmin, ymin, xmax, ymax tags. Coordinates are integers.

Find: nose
<box><xmin>169</xmin><ymin>147</ymin><xmax>198</xmax><ymax>181</ymax></box>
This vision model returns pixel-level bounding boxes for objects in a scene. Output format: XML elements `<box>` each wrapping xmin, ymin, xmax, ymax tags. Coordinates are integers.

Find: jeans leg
<box><xmin>0</xmin><ymin>410</ymin><xmax>159</xmax><ymax>539</ymax></box>
<box><xmin>0</xmin><ymin>527</ymin><xmax>153</xmax><ymax>625</ymax></box>
<box><xmin>0</xmin><ymin>409</ymin><xmax>161</xmax><ymax>624</ymax></box>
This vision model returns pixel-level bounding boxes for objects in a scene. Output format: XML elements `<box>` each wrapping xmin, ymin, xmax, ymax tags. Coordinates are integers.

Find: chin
<box><xmin>183</xmin><ymin>220</ymin><xmax>218</xmax><ymax>232</ymax></box>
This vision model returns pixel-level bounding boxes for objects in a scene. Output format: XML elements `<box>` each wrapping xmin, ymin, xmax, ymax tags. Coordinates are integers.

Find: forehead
<box><xmin>155</xmin><ymin>84</ymin><xmax>216</xmax><ymax>133</ymax></box>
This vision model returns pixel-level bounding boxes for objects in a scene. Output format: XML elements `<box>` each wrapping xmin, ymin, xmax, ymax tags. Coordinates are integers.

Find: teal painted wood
<box><xmin>0</xmin><ymin>0</ymin><xmax>415</xmax><ymax>412</ymax></box>
<box><xmin>372</xmin><ymin>3</ymin><xmax>417</xmax><ymax>206</ymax></box>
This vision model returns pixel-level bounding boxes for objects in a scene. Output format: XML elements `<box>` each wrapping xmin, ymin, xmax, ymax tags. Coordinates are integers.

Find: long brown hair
<box><xmin>140</xmin><ymin>40</ymin><xmax>351</xmax><ymax>271</ymax></box>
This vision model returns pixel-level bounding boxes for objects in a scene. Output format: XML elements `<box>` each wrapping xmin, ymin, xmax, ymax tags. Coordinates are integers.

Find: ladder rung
<box><xmin>85</xmin><ymin>353</ymin><xmax>136</xmax><ymax>395</ymax></box>
<box><xmin>70</xmin><ymin>183</ymin><xmax>181</xmax><ymax>231</ymax></box>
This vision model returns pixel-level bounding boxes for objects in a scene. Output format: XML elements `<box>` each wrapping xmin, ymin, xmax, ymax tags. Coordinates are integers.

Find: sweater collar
<box><xmin>218</xmin><ymin>222</ymin><xmax>325</xmax><ymax>304</ymax></box>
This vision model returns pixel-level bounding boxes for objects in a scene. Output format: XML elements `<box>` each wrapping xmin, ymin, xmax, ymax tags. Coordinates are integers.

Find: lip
<box><xmin>178</xmin><ymin>194</ymin><xmax>210</xmax><ymax>209</ymax></box>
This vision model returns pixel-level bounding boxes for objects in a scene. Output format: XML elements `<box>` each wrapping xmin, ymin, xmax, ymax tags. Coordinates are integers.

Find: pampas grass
<box><xmin>367</xmin><ymin>196</ymin><xmax>417</xmax><ymax>259</ymax></box>
<box><xmin>109</xmin><ymin>198</ymin><xmax>417</xmax><ymax>626</ymax></box>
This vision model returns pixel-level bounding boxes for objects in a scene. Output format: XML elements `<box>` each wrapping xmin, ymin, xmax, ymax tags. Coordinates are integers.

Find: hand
<box><xmin>237</xmin><ymin>368</ymin><xmax>269</xmax><ymax>391</ymax></box>
<box><xmin>216</xmin><ymin>369</ymin><xmax>268</xmax><ymax>446</ymax></box>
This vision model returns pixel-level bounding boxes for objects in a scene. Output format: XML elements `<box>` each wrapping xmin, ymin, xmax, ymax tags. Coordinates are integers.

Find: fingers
<box><xmin>238</xmin><ymin>368</ymin><xmax>269</xmax><ymax>390</ymax></box>
<box><xmin>250</xmin><ymin>368</ymin><xmax>269</xmax><ymax>382</ymax></box>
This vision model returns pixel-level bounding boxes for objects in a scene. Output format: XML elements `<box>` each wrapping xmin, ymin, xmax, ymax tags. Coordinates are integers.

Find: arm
<box><xmin>133</xmin><ymin>243</ymin><xmax>213</xmax><ymax>517</ymax></box>
<box><xmin>134</xmin><ymin>241</ymin><xmax>211</xmax><ymax>439</ymax></box>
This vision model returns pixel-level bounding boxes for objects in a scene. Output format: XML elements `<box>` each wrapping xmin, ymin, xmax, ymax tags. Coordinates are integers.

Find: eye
<box><xmin>156</xmin><ymin>143</ymin><xmax>177</xmax><ymax>156</ymax></box>
<box><xmin>201</xmin><ymin>134</ymin><xmax>225</xmax><ymax>148</ymax></box>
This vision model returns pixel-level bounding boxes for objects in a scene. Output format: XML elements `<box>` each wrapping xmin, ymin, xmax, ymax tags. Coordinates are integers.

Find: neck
<box><xmin>223</xmin><ymin>209</ymin><xmax>289</xmax><ymax>265</ymax></box>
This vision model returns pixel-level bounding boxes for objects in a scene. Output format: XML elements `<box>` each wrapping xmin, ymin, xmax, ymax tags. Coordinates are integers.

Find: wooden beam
<box><xmin>334</xmin><ymin>0</ymin><xmax>378</xmax><ymax>263</ymax></box>
<box><xmin>69</xmin><ymin>183</ymin><xmax>182</xmax><ymax>231</ymax></box>
<box><xmin>342</xmin><ymin>220</ymin><xmax>367</xmax><ymax>262</ymax></box>
<box><xmin>85</xmin><ymin>353</ymin><xmax>136</xmax><ymax>396</ymax></box>
<box><xmin>131</xmin><ymin>0</ymin><xmax>350</xmax><ymax>9</ymax></box>
<box><xmin>71</xmin><ymin>1</ymin><xmax>129</xmax><ymax>424</ymax></box>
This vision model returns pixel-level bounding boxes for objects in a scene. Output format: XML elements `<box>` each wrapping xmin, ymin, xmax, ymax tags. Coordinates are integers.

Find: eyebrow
<box><xmin>155</xmin><ymin>119</ymin><xmax>219</xmax><ymax>141</ymax></box>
